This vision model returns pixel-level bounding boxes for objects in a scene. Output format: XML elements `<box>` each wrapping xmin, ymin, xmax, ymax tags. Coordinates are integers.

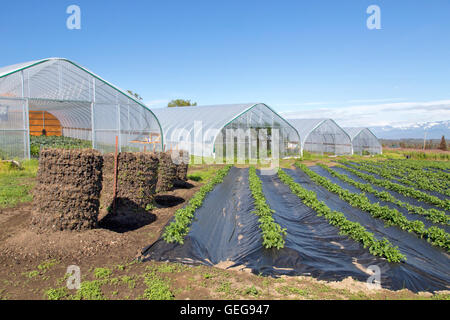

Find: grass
<box><xmin>93</xmin><ymin>267</ymin><xmax>112</xmax><ymax>279</ymax></box>
<box><xmin>6</xmin><ymin>259</ymin><xmax>450</xmax><ymax>301</ymax></box>
<box><xmin>37</xmin><ymin>259</ymin><xmax>59</xmax><ymax>272</ymax></box>
<box><xmin>22</xmin><ymin>270</ymin><xmax>39</xmax><ymax>279</ymax></box>
<box><xmin>142</xmin><ymin>272</ymin><xmax>174</xmax><ymax>300</ymax></box>
<box><xmin>384</xmin><ymin>149</ymin><xmax>450</xmax><ymax>161</ymax></box>
<box><xmin>243</xmin><ymin>285</ymin><xmax>260</xmax><ymax>297</ymax></box>
<box><xmin>45</xmin><ymin>287</ymin><xmax>70</xmax><ymax>300</ymax></box>
<box><xmin>187</xmin><ymin>166</ymin><xmax>219</xmax><ymax>181</ymax></box>
<box><xmin>276</xmin><ymin>286</ymin><xmax>309</xmax><ymax>297</ymax></box>
<box><xmin>72</xmin><ymin>280</ymin><xmax>105</xmax><ymax>300</ymax></box>
<box><xmin>0</xmin><ymin>159</ymin><xmax>38</xmax><ymax>208</ymax></box>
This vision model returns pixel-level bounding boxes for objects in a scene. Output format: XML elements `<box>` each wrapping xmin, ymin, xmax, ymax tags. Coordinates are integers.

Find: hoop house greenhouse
<box><xmin>287</xmin><ymin>119</ymin><xmax>352</xmax><ymax>156</ymax></box>
<box><xmin>0</xmin><ymin>58</ymin><xmax>163</xmax><ymax>159</ymax></box>
<box><xmin>345</xmin><ymin>127</ymin><xmax>382</xmax><ymax>155</ymax></box>
<box><xmin>153</xmin><ymin>103</ymin><xmax>301</xmax><ymax>161</ymax></box>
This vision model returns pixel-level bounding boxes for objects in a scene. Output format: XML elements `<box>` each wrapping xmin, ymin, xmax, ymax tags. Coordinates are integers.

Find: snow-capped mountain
<box><xmin>370</xmin><ymin>120</ymin><xmax>450</xmax><ymax>139</ymax></box>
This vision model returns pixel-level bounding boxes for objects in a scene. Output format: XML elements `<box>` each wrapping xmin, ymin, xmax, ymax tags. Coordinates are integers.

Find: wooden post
<box><xmin>112</xmin><ymin>135</ymin><xmax>119</xmax><ymax>213</ymax></box>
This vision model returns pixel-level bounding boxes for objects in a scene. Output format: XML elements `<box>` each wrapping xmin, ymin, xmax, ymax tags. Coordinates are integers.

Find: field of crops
<box><xmin>30</xmin><ymin>136</ymin><xmax>92</xmax><ymax>157</ymax></box>
<box><xmin>144</xmin><ymin>158</ymin><xmax>450</xmax><ymax>292</ymax></box>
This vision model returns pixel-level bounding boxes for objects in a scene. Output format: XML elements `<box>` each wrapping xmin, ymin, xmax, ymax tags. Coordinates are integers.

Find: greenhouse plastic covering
<box><xmin>153</xmin><ymin>103</ymin><xmax>301</xmax><ymax>160</ymax></box>
<box><xmin>287</xmin><ymin>119</ymin><xmax>352</xmax><ymax>155</ymax></box>
<box><xmin>0</xmin><ymin>58</ymin><xmax>163</xmax><ymax>159</ymax></box>
<box><xmin>345</xmin><ymin>127</ymin><xmax>382</xmax><ymax>155</ymax></box>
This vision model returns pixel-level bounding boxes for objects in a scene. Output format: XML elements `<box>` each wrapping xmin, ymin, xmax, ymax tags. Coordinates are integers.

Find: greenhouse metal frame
<box><xmin>345</xmin><ymin>127</ymin><xmax>382</xmax><ymax>155</ymax></box>
<box><xmin>0</xmin><ymin>58</ymin><xmax>163</xmax><ymax>159</ymax></box>
<box><xmin>153</xmin><ymin>103</ymin><xmax>301</xmax><ymax>161</ymax></box>
<box><xmin>287</xmin><ymin>118</ymin><xmax>353</xmax><ymax>156</ymax></box>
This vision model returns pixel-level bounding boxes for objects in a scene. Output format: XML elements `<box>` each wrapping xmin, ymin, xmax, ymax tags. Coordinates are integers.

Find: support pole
<box><xmin>112</xmin><ymin>135</ymin><xmax>119</xmax><ymax>213</ymax></box>
<box><xmin>91</xmin><ymin>78</ymin><xmax>96</xmax><ymax>149</ymax></box>
<box><xmin>20</xmin><ymin>70</ymin><xmax>30</xmax><ymax>159</ymax></box>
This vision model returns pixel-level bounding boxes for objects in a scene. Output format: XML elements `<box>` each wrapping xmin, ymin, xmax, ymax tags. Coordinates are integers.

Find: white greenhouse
<box><xmin>344</xmin><ymin>127</ymin><xmax>382</xmax><ymax>155</ymax></box>
<box><xmin>0</xmin><ymin>58</ymin><xmax>163</xmax><ymax>159</ymax></box>
<box><xmin>287</xmin><ymin>119</ymin><xmax>353</xmax><ymax>156</ymax></box>
<box><xmin>152</xmin><ymin>103</ymin><xmax>301</xmax><ymax>161</ymax></box>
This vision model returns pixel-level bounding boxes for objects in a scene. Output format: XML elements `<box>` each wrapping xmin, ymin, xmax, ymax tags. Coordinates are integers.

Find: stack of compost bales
<box><xmin>31</xmin><ymin>149</ymin><xmax>103</xmax><ymax>232</ymax></box>
<box><xmin>156</xmin><ymin>151</ymin><xmax>178</xmax><ymax>192</ymax></box>
<box><xmin>175</xmin><ymin>150</ymin><xmax>189</xmax><ymax>182</ymax></box>
<box><xmin>100</xmin><ymin>152</ymin><xmax>159</xmax><ymax>231</ymax></box>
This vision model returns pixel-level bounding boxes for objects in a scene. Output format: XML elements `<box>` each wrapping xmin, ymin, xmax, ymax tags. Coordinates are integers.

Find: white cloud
<box><xmin>281</xmin><ymin>99</ymin><xmax>450</xmax><ymax>127</ymax></box>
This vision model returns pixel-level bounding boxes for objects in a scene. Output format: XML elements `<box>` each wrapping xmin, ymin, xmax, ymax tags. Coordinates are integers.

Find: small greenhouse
<box><xmin>287</xmin><ymin>119</ymin><xmax>352</xmax><ymax>156</ymax></box>
<box><xmin>0</xmin><ymin>58</ymin><xmax>163</xmax><ymax>159</ymax></box>
<box><xmin>152</xmin><ymin>103</ymin><xmax>301</xmax><ymax>161</ymax></box>
<box><xmin>344</xmin><ymin>127</ymin><xmax>382</xmax><ymax>155</ymax></box>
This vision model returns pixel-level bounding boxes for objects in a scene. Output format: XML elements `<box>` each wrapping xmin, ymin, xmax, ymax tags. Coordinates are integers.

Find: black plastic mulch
<box><xmin>283</xmin><ymin>167</ymin><xmax>449</xmax><ymax>292</ymax></box>
<box><xmin>343</xmin><ymin>162</ymin><xmax>450</xmax><ymax>201</ymax></box>
<box><xmin>141</xmin><ymin>167</ymin><xmax>449</xmax><ymax>292</ymax></box>
<box><xmin>335</xmin><ymin>164</ymin><xmax>448</xmax><ymax>213</ymax></box>
<box><xmin>309</xmin><ymin>166</ymin><xmax>450</xmax><ymax>233</ymax></box>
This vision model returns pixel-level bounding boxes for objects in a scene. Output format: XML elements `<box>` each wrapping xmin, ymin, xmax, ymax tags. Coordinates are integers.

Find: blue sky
<box><xmin>1</xmin><ymin>0</ymin><xmax>449</xmax><ymax>127</ymax></box>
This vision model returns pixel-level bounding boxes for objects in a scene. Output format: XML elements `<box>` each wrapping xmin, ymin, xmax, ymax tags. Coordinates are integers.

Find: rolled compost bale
<box><xmin>156</xmin><ymin>151</ymin><xmax>178</xmax><ymax>192</ymax></box>
<box><xmin>99</xmin><ymin>152</ymin><xmax>159</xmax><ymax>230</ymax></box>
<box><xmin>31</xmin><ymin>148</ymin><xmax>103</xmax><ymax>232</ymax></box>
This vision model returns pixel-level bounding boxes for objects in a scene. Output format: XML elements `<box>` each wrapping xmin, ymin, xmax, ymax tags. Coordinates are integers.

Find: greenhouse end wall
<box><xmin>0</xmin><ymin>98</ymin><xmax>29</xmax><ymax>159</ymax></box>
<box><xmin>213</xmin><ymin>104</ymin><xmax>301</xmax><ymax>162</ymax></box>
<box><xmin>154</xmin><ymin>103</ymin><xmax>301</xmax><ymax>163</ymax></box>
<box><xmin>344</xmin><ymin>127</ymin><xmax>382</xmax><ymax>155</ymax></box>
<box><xmin>288</xmin><ymin>119</ymin><xmax>352</xmax><ymax>156</ymax></box>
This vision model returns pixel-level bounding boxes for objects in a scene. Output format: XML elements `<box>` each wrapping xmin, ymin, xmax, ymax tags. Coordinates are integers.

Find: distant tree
<box><xmin>439</xmin><ymin>135</ymin><xmax>447</xmax><ymax>151</ymax></box>
<box><xmin>167</xmin><ymin>99</ymin><xmax>197</xmax><ymax>107</ymax></box>
<box><xmin>127</xmin><ymin>90</ymin><xmax>143</xmax><ymax>101</ymax></box>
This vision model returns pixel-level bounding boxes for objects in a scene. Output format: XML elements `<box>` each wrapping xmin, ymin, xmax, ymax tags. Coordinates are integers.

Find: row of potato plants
<box><xmin>317</xmin><ymin>163</ymin><xmax>449</xmax><ymax>226</ymax></box>
<box><xmin>162</xmin><ymin>165</ymin><xmax>233</xmax><ymax>244</ymax></box>
<box><xmin>339</xmin><ymin>160</ymin><xmax>450</xmax><ymax>211</ymax></box>
<box><xmin>355</xmin><ymin>160</ymin><xmax>448</xmax><ymax>193</ymax></box>
<box><xmin>381</xmin><ymin>160</ymin><xmax>450</xmax><ymax>186</ymax></box>
<box><xmin>351</xmin><ymin>160</ymin><xmax>450</xmax><ymax>197</ymax></box>
<box><xmin>396</xmin><ymin>159</ymin><xmax>450</xmax><ymax>171</ymax></box>
<box><xmin>277</xmin><ymin>168</ymin><xmax>406</xmax><ymax>262</ymax></box>
<box><xmin>377</xmin><ymin>161</ymin><xmax>448</xmax><ymax>185</ymax></box>
<box><xmin>375</xmin><ymin>159</ymin><xmax>450</xmax><ymax>183</ymax></box>
<box><xmin>248</xmin><ymin>167</ymin><xmax>287</xmax><ymax>249</ymax></box>
<box><xmin>296</xmin><ymin>163</ymin><xmax>450</xmax><ymax>252</ymax></box>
